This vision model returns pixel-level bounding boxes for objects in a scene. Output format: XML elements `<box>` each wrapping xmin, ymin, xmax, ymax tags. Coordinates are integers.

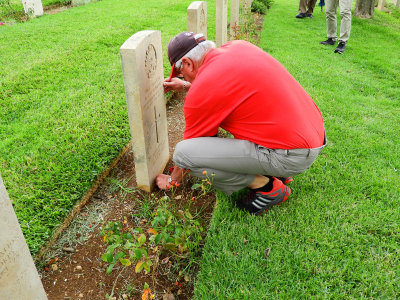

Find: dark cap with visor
<box><xmin>167</xmin><ymin>32</ymin><xmax>206</xmax><ymax>79</ymax></box>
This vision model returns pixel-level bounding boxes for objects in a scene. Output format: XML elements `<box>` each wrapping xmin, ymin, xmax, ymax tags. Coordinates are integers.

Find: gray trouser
<box><xmin>173</xmin><ymin>137</ymin><xmax>326</xmax><ymax>195</ymax></box>
<box><xmin>326</xmin><ymin>0</ymin><xmax>352</xmax><ymax>43</ymax></box>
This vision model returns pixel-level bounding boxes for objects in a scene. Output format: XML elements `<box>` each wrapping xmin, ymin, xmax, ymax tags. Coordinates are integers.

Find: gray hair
<box><xmin>175</xmin><ymin>40</ymin><xmax>216</xmax><ymax>69</ymax></box>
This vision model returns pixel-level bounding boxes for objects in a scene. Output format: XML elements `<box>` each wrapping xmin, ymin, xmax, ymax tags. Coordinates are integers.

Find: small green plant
<box><xmin>0</xmin><ymin>0</ymin><xmax>26</xmax><ymax>22</ymax></box>
<box><xmin>101</xmin><ymin>221</ymin><xmax>153</xmax><ymax>274</ymax></box>
<box><xmin>191</xmin><ymin>170</ymin><xmax>215</xmax><ymax>197</ymax></box>
<box><xmin>100</xmin><ymin>197</ymin><xmax>204</xmax><ymax>276</ymax></box>
<box><xmin>231</xmin><ymin>2</ymin><xmax>262</xmax><ymax>44</ymax></box>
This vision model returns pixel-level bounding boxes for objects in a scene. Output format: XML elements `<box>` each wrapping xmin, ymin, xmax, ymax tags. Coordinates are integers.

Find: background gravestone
<box><xmin>71</xmin><ymin>0</ymin><xmax>91</xmax><ymax>6</ymax></box>
<box><xmin>216</xmin><ymin>0</ymin><xmax>228</xmax><ymax>47</ymax></box>
<box><xmin>377</xmin><ymin>0</ymin><xmax>385</xmax><ymax>10</ymax></box>
<box><xmin>120</xmin><ymin>30</ymin><xmax>170</xmax><ymax>192</ymax></box>
<box><xmin>22</xmin><ymin>0</ymin><xmax>44</xmax><ymax>17</ymax></box>
<box><xmin>230</xmin><ymin>0</ymin><xmax>239</xmax><ymax>39</ymax></box>
<box><xmin>0</xmin><ymin>174</ymin><xmax>48</xmax><ymax>300</ymax></box>
<box><xmin>187</xmin><ymin>1</ymin><xmax>207</xmax><ymax>38</ymax></box>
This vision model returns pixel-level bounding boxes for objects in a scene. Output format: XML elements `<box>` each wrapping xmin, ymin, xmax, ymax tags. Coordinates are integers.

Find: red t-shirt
<box><xmin>183</xmin><ymin>40</ymin><xmax>325</xmax><ymax>149</ymax></box>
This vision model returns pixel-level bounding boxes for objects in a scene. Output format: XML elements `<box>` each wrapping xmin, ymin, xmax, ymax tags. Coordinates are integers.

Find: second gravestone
<box><xmin>120</xmin><ymin>30</ymin><xmax>170</xmax><ymax>192</ymax></box>
<box><xmin>216</xmin><ymin>0</ymin><xmax>228</xmax><ymax>47</ymax></box>
<box><xmin>0</xmin><ymin>174</ymin><xmax>48</xmax><ymax>300</ymax></box>
<box><xmin>187</xmin><ymin>1</ymin><xmax>207</xmax><ymax>38</ymax></box>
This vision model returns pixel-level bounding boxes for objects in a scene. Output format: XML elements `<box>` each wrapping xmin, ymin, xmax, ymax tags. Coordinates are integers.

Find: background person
<box><xmin>296</xmin><ymin>0</ymin><xmax>318</xmax><ymax>18</ymax></box>
<box><xmin>320</xmin><ymin>0</ymin><xmax>352</xmax><ymax>54</ymax></box>
<box><xmin>157</xmin><ymin>32</ymin><xmax>326</xmax><ymax>215</ymax></box>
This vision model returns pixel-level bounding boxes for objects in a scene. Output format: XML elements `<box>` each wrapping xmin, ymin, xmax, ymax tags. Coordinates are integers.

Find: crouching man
<box><xmin>156</xmin><ymin>32</ymin><xmax>326</xmax><ymax>215</ymax></box>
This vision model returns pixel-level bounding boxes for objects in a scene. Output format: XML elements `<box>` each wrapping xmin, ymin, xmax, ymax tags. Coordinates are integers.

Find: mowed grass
<box><xmin>194</xmin><ymin>0</ymin><xmax>400</xmax><ymax>298</ymax></box>
<box><xmin>0</xmin><ymin>0</ymin><xmax>217</xmax><ymax>254</ymax></box>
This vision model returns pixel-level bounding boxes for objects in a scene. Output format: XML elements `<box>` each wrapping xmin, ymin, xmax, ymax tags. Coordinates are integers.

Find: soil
<box><xmin>40</xmin><ymin>94</ymin><xmax>216</xmax><ymax>300</ymax></box>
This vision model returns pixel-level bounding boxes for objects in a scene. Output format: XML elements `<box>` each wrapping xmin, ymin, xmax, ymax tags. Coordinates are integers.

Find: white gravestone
<box><xmin>120</xmin><ymin>30</ymin><xmax>170</xmax><ymax>192</ymax></box>
<box><xmin>187</xmin><ymin>1</ymin><xmax>208</xmax><ymax>38</ymax></box>
<box><xmin>0</xmin><ymin>174</ymin><xmax>48</xmax><ymax>300</ymax></box>
<box><xmin>230</xmin><ymin>0</ymin><xmax>240</xmax><ymax>40</ymax></box>
<box><xmin>377</xmin><ymin>0</ymin><xmax>385</xmax><ymax>10</ymax></box>
<box><xmin>216</xmin><ymin>0</ymin><xmax>228</xmax><ymax>47</ymax></box>
<box><xmin>22</xmin><ymin>0</ymin><xmax>44</xmax><ymax>17</ymax></box>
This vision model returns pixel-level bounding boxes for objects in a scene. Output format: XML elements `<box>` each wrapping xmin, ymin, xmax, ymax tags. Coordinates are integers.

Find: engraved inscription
<box><xmin>145</xmin><ymin>44</ymin><xmax>157</xmax><ymax>79</ymax></box>
<box><xmin>0</xmin><ymin>237</ymin><xmax>18</xmax><ymax>281</ymax></box>
<box><xmin>200</xmin><ymin>8</ymin><xmax>206</xmax><ymax>29</ymax></box>
<box><xmin>154</xmin><ymin>106</ymin><xmax>159</xmax><ymax>143</ymax></box>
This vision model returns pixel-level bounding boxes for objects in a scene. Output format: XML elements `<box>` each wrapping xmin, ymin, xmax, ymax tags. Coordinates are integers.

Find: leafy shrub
<box><xmin>251</xmin><ymin>0</ymin><xmax>267</xmax><ymax>14</ymax></box>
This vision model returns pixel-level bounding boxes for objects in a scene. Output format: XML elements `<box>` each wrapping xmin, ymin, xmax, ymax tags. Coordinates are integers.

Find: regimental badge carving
<box><xmin>200</xmin><ymin>8</ymin><xmax>206</xmax><ymax>29</ymax></box>
<box><xmin>145</xmin><ymin>44</ymin><xmax>157</xmax><ymax>79</ymax></box>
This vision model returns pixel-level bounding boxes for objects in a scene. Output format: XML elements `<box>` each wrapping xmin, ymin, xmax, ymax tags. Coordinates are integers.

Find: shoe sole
<box><xmin>256</xmin><ymin>186</ymin><xmax>291</xmax><ymax>215</ymax></box>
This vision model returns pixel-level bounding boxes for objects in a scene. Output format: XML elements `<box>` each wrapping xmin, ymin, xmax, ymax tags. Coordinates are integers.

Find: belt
<box><xmin>273</xmin><ymin>147</ymin><xmax>323</xmax><ymax>157</ymax></box>
<box><xmin>273</xmin><ymin>134</ymin><xmax>327</xmax><ymax>157</ymax></box>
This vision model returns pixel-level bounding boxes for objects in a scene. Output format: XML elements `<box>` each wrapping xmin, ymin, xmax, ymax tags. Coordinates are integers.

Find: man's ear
<box><xmin>182</xmin><ymin>57</ymin><xmax>194</xmax><ymax>72</ymax></box>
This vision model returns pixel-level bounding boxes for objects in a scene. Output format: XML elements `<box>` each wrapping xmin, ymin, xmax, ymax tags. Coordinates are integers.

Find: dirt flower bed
<box><xmin>41</xmin><ymin>98</ymin><xmax>216</xmax><ymax>300</ymax></box>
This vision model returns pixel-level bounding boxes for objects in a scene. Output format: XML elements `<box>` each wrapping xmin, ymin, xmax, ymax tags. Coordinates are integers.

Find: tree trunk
<box><xmin>354</xmin><ymin>0</ymin><xmax>375</xmax><ymax>18</ymax></box>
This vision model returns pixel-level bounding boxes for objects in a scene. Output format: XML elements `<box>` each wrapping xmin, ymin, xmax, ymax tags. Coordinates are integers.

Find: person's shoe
<box><xmin>236</xmin><ymin>177</ymin><xmax>291</xmax><ymax>215</ymax></box>
<box><xmin>334</xmin><ymin>41</ymin><xmax>346</xmax><ymax>54</ymax></box>
<box><xmin>278</xmin><ymin>176</ymin><xmax>294</xmax><ymax>185</ymax></box>
<box><xmin>320</xmin><ymin>38</ymin><xmax>336</xmax><ymax>45</ymax></box>
<box><xmin>306</xmin><ymin>13</ymin><xmax>313</xmax><ymax>18</ymax></box>
<box><xmin>296</xmin><ymin>12</ymin><xmax>306</xmax><ymax>18</ymax></box>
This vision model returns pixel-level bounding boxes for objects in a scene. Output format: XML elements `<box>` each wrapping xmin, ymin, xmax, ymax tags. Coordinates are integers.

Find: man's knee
<box><xmin>173</xmin><ymin>140</ymin><xmax>193</xmax><ymax>168</ymax></box>
<box><xmin>340</xmin><ymin>9</ymin><xmax>351</xmax><ymax>18</ymax></box>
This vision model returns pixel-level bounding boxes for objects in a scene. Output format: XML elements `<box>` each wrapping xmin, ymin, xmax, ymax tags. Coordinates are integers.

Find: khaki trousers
<box><xmin>173</xmin><ymin>137</ymin><xmax>326</xmax><ymax>195</ymax></box>
<box><xmin>325</xmin><ymin>0</ymin><xmax>353</xmax><ymax>43</ymax></box>
<box><xmin>299</xmin><ymin>0</ymin><xmax>318</xmax><ymax>14</ymax></box>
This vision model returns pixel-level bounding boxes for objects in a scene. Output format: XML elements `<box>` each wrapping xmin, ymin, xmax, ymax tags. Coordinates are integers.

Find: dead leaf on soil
<box><xmin>161</xmin><ymin>257</ymin><xmax>170</xmax><ymax>264</ymax></box>
<box><xmin>162</xmin><ymin>293</ymin><xmax>175</xmax><ymax>300</ymax></box>
<box><xmin>264</xmin><ymin>248</ymin><xmax>271</xmax><ymax>260</ymax></box>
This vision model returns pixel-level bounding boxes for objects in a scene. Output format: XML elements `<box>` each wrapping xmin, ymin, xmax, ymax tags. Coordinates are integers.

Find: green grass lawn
<box><xmin>194</xmin><ymin>0</ymin><xmax>400</xmax><ymax>298</ymax></box>
<box><xmin>0</xmin><ymin>0</ymin><xmax>217</xmax><ymax>254</ymax></box>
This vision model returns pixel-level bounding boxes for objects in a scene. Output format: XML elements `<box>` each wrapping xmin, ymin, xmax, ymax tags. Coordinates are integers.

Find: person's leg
<box><xmin>173</xmin><ymin>137</ymin><xmax>264</xmax><ymax>195</ymax></box>
<box><xmin>325</xmin><ymin>0</ymin><xmax>339</xmax><ymax>40</ymax></box>
<box><xmin>298</xmin><ymin>0</ymin><xmax>307</xmax><ymax>13</ymax></box>
<box><xmin>307</xmin><ymin>0</ymin><xmax>318</xmax><ymax>14</ymax></box>
<box><xmin>338</xmin><ymin>0</ymin><xmax>352</xmax><ymax>43</ymax></box>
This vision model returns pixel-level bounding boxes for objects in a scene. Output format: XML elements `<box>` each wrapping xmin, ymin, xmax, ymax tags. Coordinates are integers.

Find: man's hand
<box><xmin>155</xmin><ymin>165</ymin><xmax>188</xmax><ymax>190</ymax></box>
<box><xmin>163</xmin><ymin>77</ymin><xmax>184</xmax><ymax>93</ymax></box>
<box><xmin>156</xmin><ymin>174</ymin><xmax>171</xmax><ymax>190</ymax></box>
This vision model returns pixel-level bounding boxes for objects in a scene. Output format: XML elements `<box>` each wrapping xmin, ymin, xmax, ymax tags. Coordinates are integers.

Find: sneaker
<box><xmin>236</xmin><ymin>177</ymin><xmax>291</xmax><ymax>215</ymax></box>
<box><xmin>278</xmin><ymin>176</ymin><xmax>294</xmax><ymax>185</ymax></box>
<box><xmin>320</xmin><ymin>38</ymin><xmax>336</xmax><ymax>45</ymax></box>
<box><xmin>306</xmin><ymin>13</ymin><xmax>313</xmax><ymax>18</ymax></box>
<box><xmin>296</xmin><ymin>12</ymin><xmax>306</xmax><ymax>18</ymax></box>
<box><xmin>334</xmin><ymin>41</ymin><xmax>346</xmax><ymax>54</ymax></box>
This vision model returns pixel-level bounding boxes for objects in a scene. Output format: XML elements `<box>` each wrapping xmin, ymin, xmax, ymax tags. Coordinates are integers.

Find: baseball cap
<box><xmin>167</xmin><ymin>32</ymin><xmax>206</xmax><ymax>79</ymax></box>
